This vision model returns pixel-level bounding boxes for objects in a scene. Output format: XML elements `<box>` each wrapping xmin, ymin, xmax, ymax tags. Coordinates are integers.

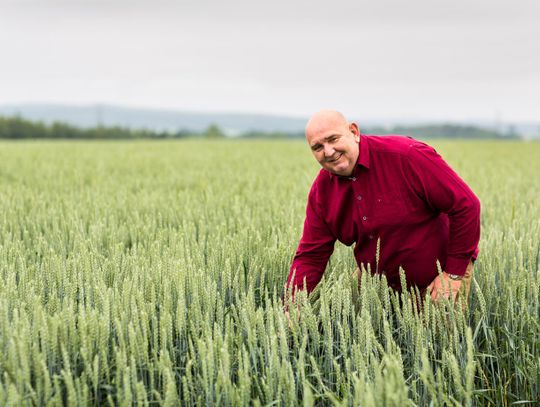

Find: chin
<box><xmin>333</xmin><ymin>164</ymin><xmax>351</xmax><ymax>175</ymax></box>
<box><xmin>330</xmin><ymin>168</ymin><xmax>349</xmax><ymax>176</ymax></box>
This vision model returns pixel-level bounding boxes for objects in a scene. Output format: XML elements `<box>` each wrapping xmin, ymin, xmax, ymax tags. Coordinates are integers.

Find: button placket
<box><xmin>352</xmin><ymin>179</ymin><xmax>367</xmax><ymax>228</ymax></box>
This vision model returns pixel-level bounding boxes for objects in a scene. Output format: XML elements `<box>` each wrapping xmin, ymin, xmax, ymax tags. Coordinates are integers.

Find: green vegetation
<box><xmin>242</xmin><ymin>125</ymin><xmax>519</xmax><ymax>140</ymax></box>
<box><xmin>203</xmin><ymin>124</ymin><xmax>226</xmax><ymax>139</ymax></box>
<box><xmin>0</xmin><ymin>140</ymin><xmax>538</xmax><ymax>406</ymax></box>
<box><xmin>364</xmin><ymin>124</ymin><xmax>520</xmax><ymax>140</ymax></box>
<box><xmin>0</xmin><ymin>115</ymin><xmax>174</xmax><ymax>139</ymax></box>
<box><xmin>0</xmin><ymin>116</ymin><xmax>224</xmax><ymax>139</ymax></box>
<box><xmin>0</xmin><ymin>115</ymin><xmax>522</xmax><ymax>140</ymax></box>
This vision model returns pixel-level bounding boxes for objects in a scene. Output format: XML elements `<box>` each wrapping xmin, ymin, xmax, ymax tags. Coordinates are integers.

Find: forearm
<box><xmin>288</xmin><ymin>182</ymin><xmax>336</xmax><ymax>295</ymax></box>
<box><xmin>287</xmin><ymin>254</ymin><xmax>330</xmax><ymax>294</ymax></box>
<box><xmin>446</xmin><ymin>193</ymin><xmax>481</xmax><ymax>276</ymax></box>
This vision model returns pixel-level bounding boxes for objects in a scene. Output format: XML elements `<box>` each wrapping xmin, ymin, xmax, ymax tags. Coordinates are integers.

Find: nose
<box><xmin>323</xmin><ymin>144</ymin><xmax>334</xmax><ymax>157</ymax></box>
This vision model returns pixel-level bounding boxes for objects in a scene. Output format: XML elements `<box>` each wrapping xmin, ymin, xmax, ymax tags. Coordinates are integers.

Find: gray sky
<box><xmin>1</xmin><ymin>0</ymin><xmax>539</xmax><ymax>121</ymax></box>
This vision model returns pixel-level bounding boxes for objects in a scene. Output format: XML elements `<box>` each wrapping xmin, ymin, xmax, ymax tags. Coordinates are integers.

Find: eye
<box><xmin>312</xmin><ymin>145</ymin><xmax>322</xmax><ymax>152</ymax></box>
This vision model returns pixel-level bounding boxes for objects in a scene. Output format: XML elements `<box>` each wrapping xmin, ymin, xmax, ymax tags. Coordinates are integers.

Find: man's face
<box><xmin>306</xmin><ymin>122</ymin><xmax>360</xmax><ymax>177</ymax></box>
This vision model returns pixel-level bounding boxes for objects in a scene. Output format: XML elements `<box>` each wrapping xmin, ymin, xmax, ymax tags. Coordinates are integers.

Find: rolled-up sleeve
<box><xmin>287</xmin><ymin>183</ymin><xmax>336</xmax><ymax>293</ymax></box>
<box><xmin>404</xmin><ymin>143</ymin><xmax>481</xmax><ymax>276</ymax></box>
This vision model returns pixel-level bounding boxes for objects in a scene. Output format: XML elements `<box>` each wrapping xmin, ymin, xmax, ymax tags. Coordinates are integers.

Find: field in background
<box><xmin>0</xmin><ymin>140</ymin><xmax>538</xmax><ymax>406</ymax></box>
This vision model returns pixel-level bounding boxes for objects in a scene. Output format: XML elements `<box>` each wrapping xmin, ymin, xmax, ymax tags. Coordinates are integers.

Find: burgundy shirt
<box><xmin>288</xmin><ymin>135</ymin><xmax>480</xmax><ymax>293</ymax></box>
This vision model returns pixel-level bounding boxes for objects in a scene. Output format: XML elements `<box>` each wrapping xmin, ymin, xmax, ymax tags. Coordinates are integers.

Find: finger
<box><xmin>429</xmin><ymin>279</ymin><xmax>441</xmax><ymax>301</ymax></box>
<box><xmin>430</xmin><ymin>286</ymin><xmax>439</xmax><ymax>302</ymax></box>
<box><xmin>451</xmin><ymin>287</ymin><xmax>459</xmax><ymax>302</ymax></box>
<box><xmin>448</xmin><ymin>281</ymin><xmax>460</xmax><ymax>303</ymax></box>
<box><xmin>427</xmin><ymin>282</ymin><xmax>436</xmax><ymax>298</ymax></box>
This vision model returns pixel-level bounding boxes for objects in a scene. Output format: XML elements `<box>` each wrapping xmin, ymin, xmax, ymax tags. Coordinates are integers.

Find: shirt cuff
<box><xmin>445</xmin><ymin>256</ymin><xmax>472</xmax><ymax>277</ymax></box>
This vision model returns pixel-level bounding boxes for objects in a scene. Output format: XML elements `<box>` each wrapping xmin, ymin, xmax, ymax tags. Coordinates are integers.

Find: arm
<box><xmin>427</xmin><ymin>261</ymin><xmax>471</xmax><ymax>303</ymax></box>
<box><xmin>286</xmin><ymin>183</ymin><xmax>336</xmax><ymax>296</ymax></box>
<box><xmin>404</xmin><ymin>142</ymin><xmax>481</xmax><ymax>277</ymax></box>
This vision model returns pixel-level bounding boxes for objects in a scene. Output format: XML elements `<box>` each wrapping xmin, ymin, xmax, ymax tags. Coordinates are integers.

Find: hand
<box><xmin>427</xmin><ymin>272</ymin><xmax>462</xmax><ymax>303</ymax></box>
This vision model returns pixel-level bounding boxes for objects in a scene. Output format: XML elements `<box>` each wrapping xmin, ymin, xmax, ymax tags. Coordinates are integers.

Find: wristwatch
<box><xmin>446</xmin><ymin>273</ymin><xmax>463</xmax><ymax>281</ymax></box>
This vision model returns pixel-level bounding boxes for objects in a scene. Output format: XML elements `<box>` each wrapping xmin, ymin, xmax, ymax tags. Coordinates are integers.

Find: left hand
<box><xmin>427</xmin><ymin>272</ymin><xmax>462</xmax><ymax>303</ymax></box>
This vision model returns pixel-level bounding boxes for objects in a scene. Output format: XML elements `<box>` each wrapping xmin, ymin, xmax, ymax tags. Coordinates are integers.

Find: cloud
<box><xmin>1</xmin><ymin>0</ymin><xmax>538</xmax><ymax>120</ymax></box>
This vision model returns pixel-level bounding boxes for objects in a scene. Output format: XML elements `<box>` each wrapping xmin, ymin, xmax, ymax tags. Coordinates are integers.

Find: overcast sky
<box><xmin>1</xmin><ymin>0</ymin><xmax>539</xmax><ymax>122</ymax></box>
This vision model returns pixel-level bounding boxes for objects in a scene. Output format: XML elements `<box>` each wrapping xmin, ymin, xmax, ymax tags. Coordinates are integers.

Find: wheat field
<box><xmin>0</xmin><ymin>139</ymin><xmax>538</xmax><ymax>406</ymax></box>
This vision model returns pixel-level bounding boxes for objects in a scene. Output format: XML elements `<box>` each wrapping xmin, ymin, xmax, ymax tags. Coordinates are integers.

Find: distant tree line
<box><xmin>0</xmin><ymin>115</ymin><xmax>521</xmax><ymax>140</ymax></box>
<box><xmin>0</xmin><ymin>115</ymin><xmax>176</xmax><ymax>139</ymax></box>
<box><xmin>240</xmin><ymin>124</ymin><xmax>521</xmax><ymax>140</ymax></box>
<box><xmin>363</xmin><ymin>124</ymin><xmax>520</xmax><ymax>139</ymax></box>
<box><xmin>239</xmin><ymin>130</ymin><xmax>304</xmax><ymax>139</ymax></box>
<box><xmin>0</xmin><ymin>115</ymin><xmax>228</xmax><ymax>139</ymax></box>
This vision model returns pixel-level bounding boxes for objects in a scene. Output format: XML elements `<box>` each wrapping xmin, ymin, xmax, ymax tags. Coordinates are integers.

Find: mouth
<box><xmin>326</xmin><ymin>153</ymin><xmax>342</xmax><ymax>163</ymax></box>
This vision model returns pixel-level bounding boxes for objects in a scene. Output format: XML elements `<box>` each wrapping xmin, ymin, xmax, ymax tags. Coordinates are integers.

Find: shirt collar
<box><xmin>357</xmin><ymin>134</ymin><xmax>370</xmax><ymax>170</ymax></box>
<box><xmin>329</xmin><ymin>134</ymin><xmax>370</xmax><ymax>180</ymax></box>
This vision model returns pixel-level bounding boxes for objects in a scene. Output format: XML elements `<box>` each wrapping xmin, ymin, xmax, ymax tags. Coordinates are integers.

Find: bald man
<box><xmin>286</xmin><ymin>110</ymin><xmax>480</xmax><ymax>305</ymax></box>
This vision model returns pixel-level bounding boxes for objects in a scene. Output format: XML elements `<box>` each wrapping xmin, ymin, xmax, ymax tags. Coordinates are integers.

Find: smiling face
<box><xmin>305</xmin><ymin>110</ymin><xmax>360</xmax><ymax>177</ymax></box>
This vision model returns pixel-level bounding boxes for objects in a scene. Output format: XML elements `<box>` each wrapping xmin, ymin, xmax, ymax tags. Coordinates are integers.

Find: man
<box><xmin>286</xmin><ymin>110</ymin><xmax>480</xmax><ymax>305</ymax></box>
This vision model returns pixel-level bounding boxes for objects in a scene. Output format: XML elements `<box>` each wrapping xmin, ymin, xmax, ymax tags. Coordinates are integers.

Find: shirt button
<box><xmin>357</xmin><ymin>195</ymin><xmax>362</xmax><ymax>201</ymax></box>
<box><xmin>362</xmin><ymin>216</ymin><xmax>367</xmax><ymax>221</ymax></box>
<box><xmin>369</xmin><ymin>234</ymin><xmax>374</xmax><ymax>239</ymax></box>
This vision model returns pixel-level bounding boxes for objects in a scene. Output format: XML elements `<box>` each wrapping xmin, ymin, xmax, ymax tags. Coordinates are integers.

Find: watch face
<box><xmin>448</xmin><ymin>274</ymin><xmax>462</xmax><ymax>281</ymax></box>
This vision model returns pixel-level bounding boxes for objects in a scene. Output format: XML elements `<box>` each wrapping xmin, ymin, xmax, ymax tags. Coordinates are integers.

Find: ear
<box><xmin>350</xmin><ymin>122</ymin><xmax>360</xmax><ymax>142</ymax></box>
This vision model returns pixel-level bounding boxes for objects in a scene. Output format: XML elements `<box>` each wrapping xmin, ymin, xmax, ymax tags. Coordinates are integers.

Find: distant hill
<box><xmin>1</xmin><ymin>103</ymin><xmax>538</xmax><ymax>138</ymax></box>
<box><xmin>0</xmin><ymin>104</ymin><xmax>308</xmax><ymax>135</ymax></box>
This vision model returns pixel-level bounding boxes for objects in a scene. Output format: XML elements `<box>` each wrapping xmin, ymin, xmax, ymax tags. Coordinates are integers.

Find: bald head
<box><xmin>305</xmin><ymin>109</ymin><xmax>350</xmax><ymax>139</ymax></box>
